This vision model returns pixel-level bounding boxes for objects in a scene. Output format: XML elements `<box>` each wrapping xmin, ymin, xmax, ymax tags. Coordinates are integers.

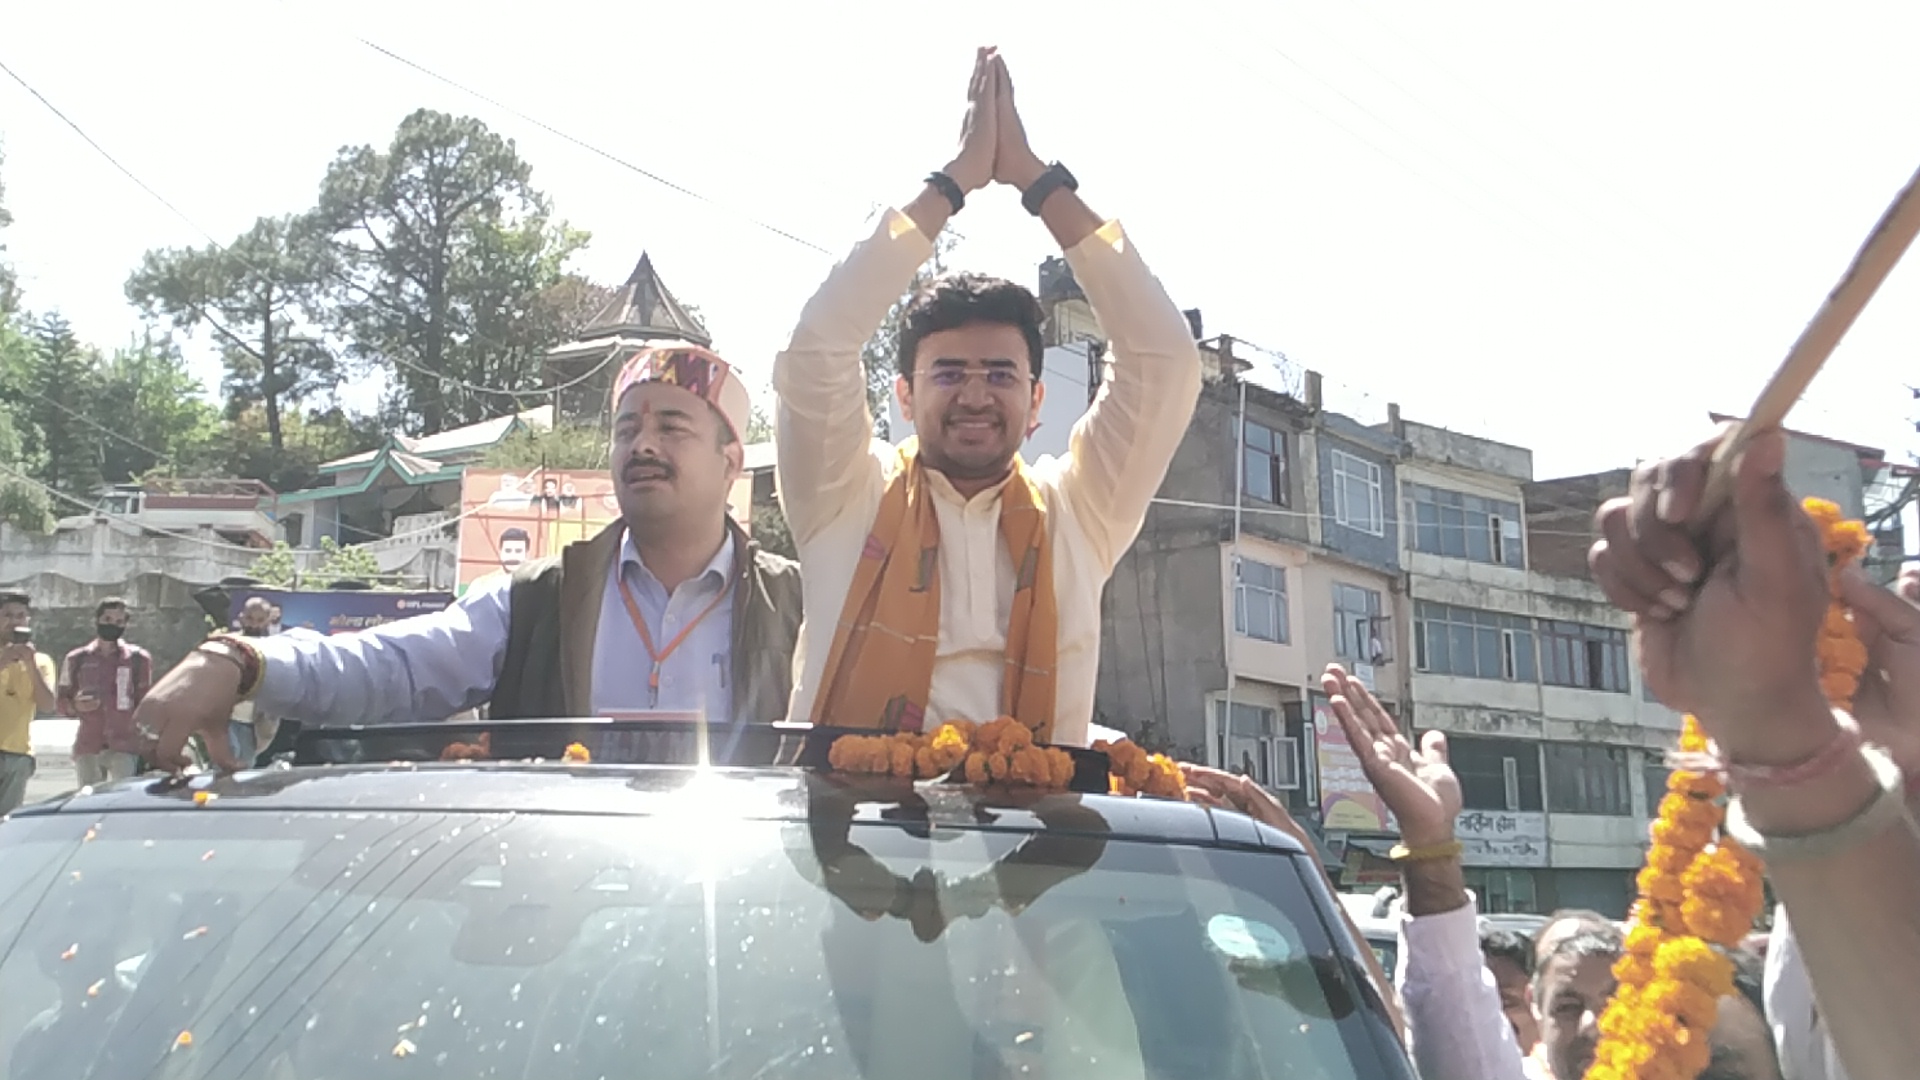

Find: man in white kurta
<box><xmin>773</xmin><ymin>50</ymin><xmax>1200</xmax><ymax>746</ymax></box>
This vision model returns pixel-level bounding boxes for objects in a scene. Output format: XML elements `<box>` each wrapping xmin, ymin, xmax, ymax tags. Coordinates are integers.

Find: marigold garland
<box><xmin>1093</xmin><ymin>739</ymin><xmax>1189</xmax><ymax>799</ymax></box>
<box><xmin>1585</xmin><ymin>498</ymin><xmax>1869</xmax><ymax>1080</ymax></box>
<box><xmin>824</xmin><ymin>720</ymin><xmax>1189</xmax><ymax>798</ymax></box>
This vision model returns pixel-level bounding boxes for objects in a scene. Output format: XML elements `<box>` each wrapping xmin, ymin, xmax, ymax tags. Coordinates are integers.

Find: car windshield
<box><xmin>0</xmin><ymin>779</ymin><xmax>1402</xmax><ymax>1080</ymax></box>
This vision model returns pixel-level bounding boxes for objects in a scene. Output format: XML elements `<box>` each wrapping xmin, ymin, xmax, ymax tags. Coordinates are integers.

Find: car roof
<box><xmin>8</xmin><ymin>762</ymin><xmax>1313</xmax><ymax>853</ymax></box>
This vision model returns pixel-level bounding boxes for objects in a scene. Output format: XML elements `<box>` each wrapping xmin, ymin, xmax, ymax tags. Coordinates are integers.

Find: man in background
<box><xmin>57</xmin><ymin>598</ymin><xmax>152</xmax><ymax>787</ymax></box>
<box><xmin>0</xmin><ymin>591</ymin><xmax>57</xmax><ymax>812</ymax></box>
<box><xmin>1479</xmin><ymin>925</ymin><xmax>1538</xmax><ymax>1051</ymax></box>
<box><xmin>227</xmin><ymin>598</ymin><xmax>281</xmax><ymax>767</ymax></box>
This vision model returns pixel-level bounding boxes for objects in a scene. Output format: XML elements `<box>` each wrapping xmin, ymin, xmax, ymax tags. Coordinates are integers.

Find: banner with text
<box><xmin>1310</xmin><ymin>692</ymin><xmax>1393</xmax><ymax>832</ymax></box>
<box><xmin>224</xmin><ymin>586</ymin><xmax>452</xmax><ymax>636</ymax></box>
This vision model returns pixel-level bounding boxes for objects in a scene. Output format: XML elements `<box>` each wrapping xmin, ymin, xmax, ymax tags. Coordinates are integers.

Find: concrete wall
<box><xmin>1312</xmin><ymin>416</ymin><xmax>1401</xmax><ymax>573</ymax></box>
<box><xmin>1399</xmin><ymin>420</ymin><xmax>1533</xmax><ymax>483</ymax></box>
<box><xmin>1094</xmin><ymin>524</ymin><xmax>1226</xmax><ymax>758</ymax></box>
<box><xmin>1</xmin><ymin>521</ymin><xmax>458</xmax><ymax>591</ymax></box>
<box><xmin>5</xmin><ymin>572</ymin><xmax>218</xmax><ymax>680</ymax></box>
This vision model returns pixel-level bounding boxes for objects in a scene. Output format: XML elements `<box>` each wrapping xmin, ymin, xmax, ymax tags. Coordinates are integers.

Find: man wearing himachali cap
<box><xmin>133</xmin><ymin>344</ymin><xmax>803</xmax><ymax>768</ymax></box>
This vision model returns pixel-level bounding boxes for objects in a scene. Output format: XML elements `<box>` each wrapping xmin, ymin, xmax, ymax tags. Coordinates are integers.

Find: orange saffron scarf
<box><xmin>809</xmin><ymin>438</ymin><xmax>1059</xmax><ymax>739</ymax></box>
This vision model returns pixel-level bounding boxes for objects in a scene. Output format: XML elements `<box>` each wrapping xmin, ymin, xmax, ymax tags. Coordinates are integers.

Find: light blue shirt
<box><xmin>253</xmin><ymin>532</ymin><xmax>738</xmax><ymax>725</ymax></box>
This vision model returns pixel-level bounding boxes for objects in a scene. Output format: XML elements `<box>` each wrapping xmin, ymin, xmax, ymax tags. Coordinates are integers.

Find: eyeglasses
<box><xmin>922</xmin><ymin>366</ymin><xmax>1028</xmax><ymax>390</ymax></box>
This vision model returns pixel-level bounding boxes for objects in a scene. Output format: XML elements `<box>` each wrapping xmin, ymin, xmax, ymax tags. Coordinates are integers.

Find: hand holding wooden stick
<box><xmin>1695</xmin><ymin>160</ymin><xmax>1920</xmax><ymax>524</ymax></box>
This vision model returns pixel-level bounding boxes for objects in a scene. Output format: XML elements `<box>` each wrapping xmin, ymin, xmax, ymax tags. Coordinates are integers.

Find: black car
<box><xmin>0</xmin><ymin>720</ymin><xmax>1413</xmax><ymax>1080</ymax></box>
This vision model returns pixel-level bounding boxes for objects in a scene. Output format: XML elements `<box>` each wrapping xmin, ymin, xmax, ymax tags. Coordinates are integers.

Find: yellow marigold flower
<box><xmin>1636</xmin><ymin>866</ymin><xmax>1686</xmax><ymax>905</ymax></box>
<box><xmin>562</xmin><ymin>742</ymin><xmax>591</xmax><ymax>763</ymax></box>
<box><xmin>1653</xmin><ymin>939</ymin><xmax>1733</xmax><ymax>1000</ymax></box>
<box><xmin>1624</xmin><ymin>923</ymin><xmax>1664</xmax><ymax>958</ymax></box>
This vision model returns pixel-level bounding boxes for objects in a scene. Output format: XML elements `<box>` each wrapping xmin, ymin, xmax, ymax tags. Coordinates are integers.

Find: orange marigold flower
<box><xmin>1611</xmin><ymin>953</ymin><xmax>1655</xmax><ymax>988</ymax></box>
<box><xmin>1652</xmin><ymin>938</ymin><xmax>1733</xmax><ymax>999</ymax></box>
<box><xmin>562</xmin><ymin>742</ymin><xmax>591</xmax><ymax>763</ymax></box>
<box><xmin>1636</xmin><ymin>866</ymin><xmax>1686</xmax><ymax>905</ymax></box>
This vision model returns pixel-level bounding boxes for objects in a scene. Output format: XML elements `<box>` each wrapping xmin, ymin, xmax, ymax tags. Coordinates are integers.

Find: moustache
<box><xmin>942</xmin><ymin>408</ymin><xmax>1004</xmax><ymax>427</ymax></box>
<box><xmin>623</xmin><ymin>456</ymin><xmax>676</xmax><ymax>483</ymax></box>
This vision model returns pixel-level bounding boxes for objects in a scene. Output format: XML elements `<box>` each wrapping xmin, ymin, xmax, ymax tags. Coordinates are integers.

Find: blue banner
<box><xmin>223</xmin><ymin>587</ymin><xmax>453</xmax><ymax>637</ymax></box>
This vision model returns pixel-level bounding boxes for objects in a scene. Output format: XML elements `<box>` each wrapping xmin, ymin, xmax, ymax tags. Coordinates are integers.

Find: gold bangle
<box><xmin>1388</xmin><ymin>839</ymin><xmax>1464</xmax><ymax>864</ymax></box>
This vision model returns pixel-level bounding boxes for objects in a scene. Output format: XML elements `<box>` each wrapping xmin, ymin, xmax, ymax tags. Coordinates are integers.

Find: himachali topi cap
<box><xmin>610</xmin><ymin>341</ymin><xmax>752</xmax><ymax>444</ymax></box>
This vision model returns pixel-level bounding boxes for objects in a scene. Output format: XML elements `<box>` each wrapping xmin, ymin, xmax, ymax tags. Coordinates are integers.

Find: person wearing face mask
<box><xmin>773</xmin><ymin>49</ymin><xmax>1201</xmax><ymax>744</ymax></box>
<box><xmin>57</xmin><ymin>597</ymin><xmax>153</xmax><ymax>786</ymax></box>
<box><xmin>128</xmin><ymin>345</ymin><xmax>804</xmax><ymax>771</ymax></box>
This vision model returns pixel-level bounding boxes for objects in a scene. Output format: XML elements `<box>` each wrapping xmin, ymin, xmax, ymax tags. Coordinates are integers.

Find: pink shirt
<box><xmin>59</xmin><ymin>641</ymin><xmax>152</xmax><ymax>755</ymax></box>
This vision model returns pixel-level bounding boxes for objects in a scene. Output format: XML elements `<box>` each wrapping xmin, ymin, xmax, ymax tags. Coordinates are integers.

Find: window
<box><xmin>1463</xmin><ymin>868</ymin><xmax>1539</xmax><ymax>915</ymax></box>
<box><xmin>1241</xmin><ymin>420</ymin><xmax>1289</xmax><ymax>507</ymax></box>
<box><xmin>1445</xmin><ymin>734</ymin><xmax>1544</xmax><ymax>812</ymax></box>
<box><xmin>1331</xmin><ymin>584</ymin><xmax>1389</xmax><ymax>663</ymax></box>
<box><xmin>1539</xmin><ymin>621</ymin><xmax>1631</xmax><ymax>693</ymax></box>
<box><xmin>1643</xmin><ymin>757</ymin><xmax>1672</xmax><ymax>813</ymax></box>
<box><xmin>1329</xmin><ymin>449</ymin><xmax>1384</xmax><ymax>536</ymax></box>
<box><xmin>1403</xmin><ymin>483</ymin><xmax>1525</xmax><ymax>567</ymax></box>
<box><xmin>1411</xmin><ymin>601</ymin><xmax>1536</xmax><ymax>681</ymax></box>
<box><xmin>1214</xmin><ymin>701</ymin><xmax>1301</xmax><ymax>789</ymax></box>
<box><xmin>1233</xmin><ymin>558</ymin><xmax>1289</xmax><ymax>643</ymax></box>
<box><xmin>1546</xmin><ymin>743</ymin><xmax>1632</xmax><ymax>816</ymax></box>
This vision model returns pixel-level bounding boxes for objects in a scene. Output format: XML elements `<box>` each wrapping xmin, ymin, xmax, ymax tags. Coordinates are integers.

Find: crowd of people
<box><xmin>1</xmin><ymin>45</ymin><xmax>1916</xmax><ymax>1078</ymax></box>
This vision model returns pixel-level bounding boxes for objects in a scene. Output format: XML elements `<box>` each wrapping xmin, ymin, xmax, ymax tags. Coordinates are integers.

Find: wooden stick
<box><xmin>1697</xmin><ymin>159</ymin><xmax>1920</xmax><ymax>522</ymax></box>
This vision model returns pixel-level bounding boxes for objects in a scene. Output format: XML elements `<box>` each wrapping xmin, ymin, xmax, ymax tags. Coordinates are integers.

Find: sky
<box><xmin>3</xmin><ymin>1</ymin><xmax>1918</xmax><ymax>486</ymax></box>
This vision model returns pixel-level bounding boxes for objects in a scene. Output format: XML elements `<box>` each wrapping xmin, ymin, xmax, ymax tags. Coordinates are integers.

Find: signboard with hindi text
<box><xmin>1454</xmin><ymin>810</ymin><xmax>1549</xmax><ymax>868</ymax></box>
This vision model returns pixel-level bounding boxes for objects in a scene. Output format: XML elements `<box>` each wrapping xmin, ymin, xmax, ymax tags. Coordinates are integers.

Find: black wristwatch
<box><xmin>926</xmin><ymin>171</ymin><xmax>966</xmax><ymax>215</ymax></box>
<box><xmin>1021</xmin><ymin>162</ymin><xmax>1078</xmax><ymax>215</ymax></box>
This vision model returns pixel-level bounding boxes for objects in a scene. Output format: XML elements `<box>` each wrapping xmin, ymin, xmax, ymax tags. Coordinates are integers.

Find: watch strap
<box><xmin>925</xmin><ymin>172</ymin><xmax>965</xmax><ymax>215</ymax></box>
<box><xmin>1021</xmin><ymin>162</ymin><xmax>1078</xmax><ymax>216</ymax></box>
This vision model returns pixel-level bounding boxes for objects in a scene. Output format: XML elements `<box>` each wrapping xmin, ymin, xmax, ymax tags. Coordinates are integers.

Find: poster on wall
<box><xmin>1311</xmin><ymin>692</ymin><xmax>1394</xmax><ymax>832</ymax></box>
<box><xmin>455</xmin><ymin>468</ymin><xmax>755</xmax><ymax>596</ymax></box>
<box><xmin>223</xmin><ymin>586</ymin><xmax>452</xmax><ymax>636</ymax></box>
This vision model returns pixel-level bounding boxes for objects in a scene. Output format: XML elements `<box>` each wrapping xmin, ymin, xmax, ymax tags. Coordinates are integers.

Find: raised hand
<box><xmin>1587</xmin><ymin>428</ymin><xmax>1832</xmax><ymax>765</ymax></box>
<box><xmin>1322</xmin><ymin>664</ymin><xmax>1460</xmax><ymax>847</ymax></box>
<box><xmin>989</xmin><ymin>53</ymin><xmax>1046</xmax><ymax>190</ymax></box>
<box><xmin>943</xmin><ymin>47</ymin><xmax>999</xmax><ymax>195</ymax></box>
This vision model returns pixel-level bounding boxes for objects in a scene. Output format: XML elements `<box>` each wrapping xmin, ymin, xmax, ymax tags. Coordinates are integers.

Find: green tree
<box><xmin>246</xmin><ymin>536</ymin><xmax>383</xmax><ymax>589</ymax></box>
<box><xmin>95</xmin><ymin>334</ymin><xmax>222</xmax><ymax>482</ymax></box>
<box><xmin>745</xmin><ymin>403</ymin><xmax>773</xmax><ymax>444</ymax></box>
<box><xmin>313</xmin><ymin>109</ymin><xmax>588</xmax><ymax>433</ymax></box>
<box><xmin>127</xmin><ymin>214</ymin><xmax>338</xmax><ymax>454</ymax></box>
<box><xmin>0</xmin><ymin>146</ymin><xmax>17</xmax><ymax>317</ymax></box>
<box><xmin>210</xmin><ymin>404</ymin><xmax>382</xmax><ymax>494</ymax></box>
<box><xmin>0</xmin><ymin>323</ymin><xmax>49</xmax><ymax>531</ymax></box>
<box><xmin>481</xmin><ymin>419</ymin><xmax>608</xmax><ymax>471</ymax></box>
<box><xmin>311</xmin><ymin>535</ymin><xmax>382</xmax><ymax>586</ymax></box>
<box><xmin>20</xmin><ymin>313</ymin><xmax>105</xmax><ymax>497</ymax></box>
<box><xmin>542</xmin><ymin>274</ymin><xmax>620</xmax><ymax>340</ymax></box>
<box><xmin>861</xmin><ymin>232</ymin><xmax>957</xmax><ymax>438</ymax></box>
<box><xmin>246</xmin><ymin>541</ymin><xmax>298</xmax><ymax>587</ymax></box>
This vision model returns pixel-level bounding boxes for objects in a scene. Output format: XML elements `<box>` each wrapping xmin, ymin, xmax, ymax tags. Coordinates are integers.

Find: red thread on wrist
<box><xmin>1723</xmin><ymin>719</ymin><xmax>1861</xmax><ymax>791</ymax></box>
